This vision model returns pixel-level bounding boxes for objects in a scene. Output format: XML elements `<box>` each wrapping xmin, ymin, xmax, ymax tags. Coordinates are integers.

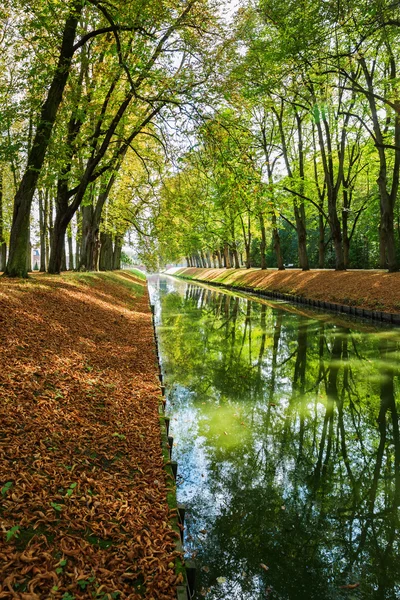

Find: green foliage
<box><xmin>5</xmin><ymin>525</ymin><xmax>20</xmax><ymax>542</ymax></box>
<box><xmin>1</xmin><ymin>481</ymin><xmax>13</xmax><ymax>496</ymax></box>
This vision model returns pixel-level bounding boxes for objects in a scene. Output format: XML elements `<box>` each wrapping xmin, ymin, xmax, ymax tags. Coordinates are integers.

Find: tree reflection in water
<box><xmin>149</xmin><ymin>276</ymin><xmax>400</xmax><ymax>600</ymax></box>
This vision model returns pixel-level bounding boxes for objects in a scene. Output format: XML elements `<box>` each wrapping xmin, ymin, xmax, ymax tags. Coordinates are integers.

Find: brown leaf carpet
<box><xmin>0</xmin><ymin>272</ymin><xmax>180</xmax><ymax>600</ymax></box>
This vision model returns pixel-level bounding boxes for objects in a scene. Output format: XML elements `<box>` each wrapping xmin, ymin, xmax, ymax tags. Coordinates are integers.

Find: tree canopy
<box><xmin>1</xmin><ymin>0</ymin><xmax>400</xmax><ymax>274</ymax></box>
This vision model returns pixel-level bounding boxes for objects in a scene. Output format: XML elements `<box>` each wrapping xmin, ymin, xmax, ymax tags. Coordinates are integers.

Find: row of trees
<box><xmin>0</xmin><ymin>0</ymin><xmax>220</xmax><ymax>276</ymax></box>
<box><xmin>152</xmin><ymin>0</ymin><xmax>400</xmax><ymax>271</ymax></box>
<box><xmin>2</xmin><ymin>0</ymin><xmax>400</xmax><ymax>275</ymax></box>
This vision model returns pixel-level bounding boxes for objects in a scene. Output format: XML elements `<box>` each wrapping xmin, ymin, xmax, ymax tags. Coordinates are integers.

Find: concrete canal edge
<box><xmin>171</xmin><ymin>274</ymin><xmax>400</xmax><ymax>325</ymax></box>
<box><xmin>149</xmin><ymin>300</ymin><xmax>195</xmax><ymax>600</ymax></box>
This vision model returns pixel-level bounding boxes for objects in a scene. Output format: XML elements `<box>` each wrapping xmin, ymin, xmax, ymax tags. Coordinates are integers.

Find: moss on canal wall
<box><xmin>170</xmin><ymin>267</ymin><xmax>400</xmax><ymax>317</ymax></box>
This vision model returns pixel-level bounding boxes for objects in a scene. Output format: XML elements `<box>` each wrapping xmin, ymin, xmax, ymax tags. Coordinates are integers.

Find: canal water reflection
<box><xmin>148</xmin><ymin>275</ymin><xmax>400</xmax><ymax>600</ymax></box>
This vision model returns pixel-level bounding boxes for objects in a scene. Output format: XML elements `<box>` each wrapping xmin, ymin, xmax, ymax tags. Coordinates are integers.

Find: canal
<box><xmin>148</xmin><ymin>275</ymin><xmax>400</xmax><ymax>600</ymax></box>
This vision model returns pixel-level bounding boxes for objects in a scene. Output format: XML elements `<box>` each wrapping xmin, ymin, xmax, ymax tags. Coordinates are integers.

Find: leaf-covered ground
<box><xmin>0</xmin><ymin>271</ymin><xmax>181</xmax><ymax>600</ymax></box>
<box><xmin>172</xmin><ymin>267</ymin><xmax>400</xmax><ymax>314</ymax></box>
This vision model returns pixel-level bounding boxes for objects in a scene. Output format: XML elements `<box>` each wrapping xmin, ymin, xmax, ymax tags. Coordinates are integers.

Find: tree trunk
<box><xmin>223</xmin><ymin>243</ymin><xmax>231</xmax><ymax>268</ymax></box>
<box><xmin>244</xmin><ymin>245</ymin><xmax>250</xmax><ymax>268</ymax></box>
<box><xmin>47</xmin><ymin>195</ymin><xmax>53</xmax><ymax>269</ymax></box>
<box><xmin>319</xmin><ymin>213</ymin><xmax>325</xmax><ymax>268</ymax></box>
<box><xmin>0</xmin><ymin>171</ymin><xmax>7</xmax><ymax>271</ymax></box>
<box><xmin>61</xmin><ymin>238</ymin><xmax>67</xmax><ymax>271</ymax></box>
<box><xmin>271</xmin><ymin>212</ymin><xmax>284</xmax><ymax>270</ymax></box>
<box><xmin>330</xmin><ymin>205</ymin><xmax>345</xmax><ymax>270</ymax></box>
<box><xmin>216</xmin><ymin>250</ymin><xmax>222</xmax><ymax>268</ymax></box>
<box><xmin>380</xmin><ymin>199</ymin><xmax>396</xmax><ymax>271</ymax></box>
<box><xmin>232</xmin><ymin>248</ymin><xmax>240</xmax><ymax>269</ymax></box>
<box><xmin>78</xmin><ymin>175</ymin><xmax>116</xmax><ymax>271</ymax></box>
<box><xmin>206</xmin><ymin>250</ymin><xmax>212</xmax><ymax>268</ymax></box>
<box><xmin>79</xmin><ymin>204</ymin><xmax>95</xmax><ymax>271</ymax></box>
<box><xmin>26</xmin><ymin>232</ymin><xmax>32</xmax><ymax>273</ymax></box>
<box><xmin>294</xmin><ymin>203</ymin><xmax>309</xmax><ymax>270</ymax></box>
<box><xmin>0</xmin><ymin>242</ymin><xmax>5</xmax><ymax>272</ymax></box>
<box><xmin>342</xmin><ymin>200</ymin><xmax>350</xmax><ymax>269</ymax></box>
<box><xmin>75</xmin><ymin>209</ymin><xmax>81</xmax><ymax>267</ymax></box>
<box><xmin>113</xmin><ymin>236</ymin><xmax>122</xmax><ymax>270</ymax></box>
<box><xmin>4</xmin><ymin>1</ymin><xmax>83</xmax><ymax>277</ymax></box>
<box><xmin>67</xmin><ymin>225</ymin><xmax>74</xmax><ymax>270</ymax></box>
<box><xmin>48</xmin><ymin>211</ymin><xmax>68</xmax><ymax>274</ymax></box>
<box><xmin>359</xmin><ymin>57</ymin><xmax>399</xmax><ymax>272</ymax></box>
<box><xmin>199</xmin><ymin>249</ymin><xmax>207</xmax><ymax>268</ymax></box>
<box><xmin>259</xmin><ymin>212</ymin><xmax>267</xmax><ymax>270</ymax></box>
<box><xmin>38</xmin><ymin>191</ymin><xmax>47</xmax><ymax>272</ymax></box>
<box><xmin>99</xmin><ymin>232</ymin><xmax>113</xmax><ymax>270</ymax></box>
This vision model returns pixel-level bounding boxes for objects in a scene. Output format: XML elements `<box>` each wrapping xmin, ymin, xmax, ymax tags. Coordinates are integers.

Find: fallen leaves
<box><xmin>174</xmin><ymin>267</ymin><xmax>400</xmax><ymax>315</ymax></box>
<box><xmin>0</xmin><ymin>272</ymin><xmax>180</xmax><ymax>599</ymax></box>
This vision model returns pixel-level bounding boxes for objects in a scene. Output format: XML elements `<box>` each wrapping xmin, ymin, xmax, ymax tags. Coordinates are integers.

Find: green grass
<box><xmin>127</xmin><ymin>268</ymin><xmax>146</xmax><ymax>280</ymax></box>
<box><xmin>59</xmin><ymin>270</ymin><xmax>146</xmax><ymax>297</ymax></box>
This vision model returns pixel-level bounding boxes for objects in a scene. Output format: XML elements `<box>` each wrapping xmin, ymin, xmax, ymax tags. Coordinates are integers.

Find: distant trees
<box><xmin>153</xmin><ymin>0</ymin><xmax>400</xmax><ymax>272</ymax></box>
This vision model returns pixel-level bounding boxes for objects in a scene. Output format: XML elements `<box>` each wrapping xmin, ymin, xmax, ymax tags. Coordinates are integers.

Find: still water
<box><xmin>148</xmin><ymin>275</ymin><xmax>400</xmax><ymax>600</ymax></box>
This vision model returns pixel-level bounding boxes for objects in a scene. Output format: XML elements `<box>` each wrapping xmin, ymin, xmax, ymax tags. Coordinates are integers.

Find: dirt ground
<box><xmin>173</xmin><ymin>268</ymin><xmax>400</xmax><ymax>314</ymax></box>
<box><xmin>0</xmin><ymin>271</ymin><xmax>180</xmax><ymax>599</ymax></box>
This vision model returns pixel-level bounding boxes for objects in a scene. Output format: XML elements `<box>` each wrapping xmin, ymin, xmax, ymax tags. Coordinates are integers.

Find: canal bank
<box><xmin>0</xmin><ymin>271</ymin><xmax>186</xmax><ymax>599</ymax></box>
<box><xmin>169</xmin><ymin>267</ymin><xmax>400</xmax><ymax>323</ymax></box>
<box><xmin>149</xmin><ymin>274</ymin><xmax>400</xmax><ymax>600</ymax></box>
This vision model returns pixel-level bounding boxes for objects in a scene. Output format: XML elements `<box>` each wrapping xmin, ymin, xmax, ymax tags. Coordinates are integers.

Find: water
<box><xmin>148</xmin><ymin>275</ymin><xmax>400</xmax><ymax>600</ymax></box>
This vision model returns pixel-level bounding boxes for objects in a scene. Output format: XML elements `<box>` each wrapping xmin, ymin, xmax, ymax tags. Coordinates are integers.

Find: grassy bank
<box><xmin>171</xmin><ymin>267</ymin><xmax>400</xmax><ymax>315</ymax></box>
<box><xmin>0</xmin><ymin>271</ymin><xmax>181</xmax><ymax>599</ymax></box>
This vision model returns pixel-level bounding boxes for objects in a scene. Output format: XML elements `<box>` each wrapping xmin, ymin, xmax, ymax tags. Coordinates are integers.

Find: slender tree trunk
<box><xmin>216</xmin><ymin>249</ymin><xmax>222</xmax><ymax>268</ymax></box>
<box><xmin>75</xmin><ymin>209</ymin><xmax>81</xmax><ymax>267</ymax></box>
<box><xmin>233</xmin><ymin>248</ymin><xmax>240</xmax><ymax>269</ymax></box>
<box><xmin>294</xmin><ymin>203</ymin><xmax>309</xmax><ymax>270</ymax></box>
<box><xmin>259</xmin><ymin>212</ymin><xmax>267</xmax><ymax>270</ymax></box>
<box><xmin>342</xmin><ymin>202</ymin><xmax>350</xmax><ymax>270</ymax></box>
<box><xmin>38</xmin><ymin>190</ymin><xmax>47</xmax><ymax>271</ymax></box>
<box><xmin>244</xmin><ymin>245</ymin><xmax>250</xmax><ymax>268</ymax></box>
<box><xmin>379</xmin><ymin>193</ymin><xmax>396</xmax><ymax>270</ymax></box>
<box><xmin>46</xmin><ymin>195</ymin><xmax>52</xmax><ymax>269</ymax></box>
<box><xmin>5</xmin><ymin>1</ymin><xmax>83</xmax><ymax>277</ymax></box>
<box><xmin>223</xmin><ymin>243</ymin><xmax>231</xmax><ymax>268</ymax></box>
<box><xmin>271</xmin><ymin>212</ymin><xmax>284</xmax><ymax>270</ymax></box>
<box><xmin>113</xmin><ymin>235</ymin><xmax>122</xmax><ymax>270</ymax></box>
<box><xmin>199</xmin><ymin>249</ymin><xmax>207</xmax><ymax>268</ymax></box>
<box><xmin>359</xmin><ymin>56</ymin><xmax>399</xmax><ymax>272</ymax></box>
<box><xmin>67</xmin><ymin>224</ymin><xmax>74</xmax><ymax>270</ymax></box>
<box><xmin>0</xmin><ymin>171</ymin><xmax>7</xmax><ymax>271</ymax></box>
<box><xmin>330</xmin><ymin>204</ymin><xmax>345</xmax><ymax>270</ymax></box>
<box><xmin>26</xmin><ymin>231</ymin><xmax>31</xmax><ymax>273</ymax></box>
<box><xmin>319</xmin><ymin>213</ymin><xmax>325</xmax><ymax>268</ymax></box>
